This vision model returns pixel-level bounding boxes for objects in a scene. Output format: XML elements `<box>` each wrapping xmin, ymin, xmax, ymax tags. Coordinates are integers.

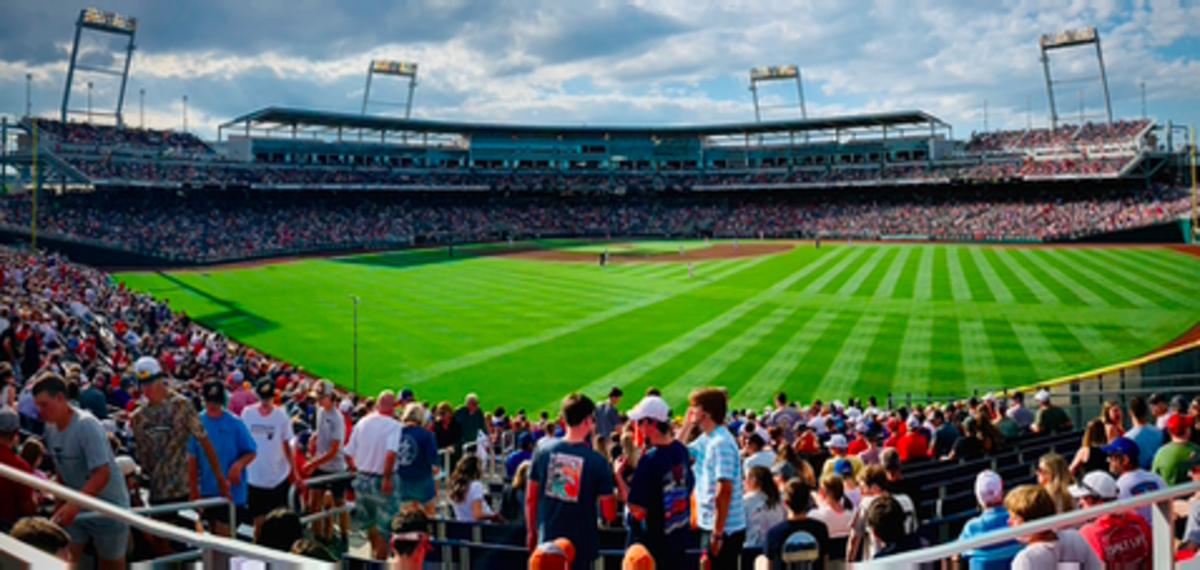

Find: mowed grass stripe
<box><xmin>989</xmin><ymin>248</ymin><xmax>1065</xmax><ymax>304</ymax></box>
<box><xmin>813</xmin><ymin>313</ymin><xmax>888</xmax><ymax>400</ymax></box>
<box><xmin>959</xmin><ymin>319</ymin><xmax>999</xmax><ymax>390</ymax></box>
<box><xmin>894</xmin><ymin>314</ymin><xmax>934</xmax><ymax>397</ymax></box>
<box><xmin>785</xmin><ymin>312</ymin><xmax>863</xmax><ymax>402</ymax></box>
<box><xmin>729</xmin><ymin>310</ymin><xmax>838</xmax><ymax>409</ymax></box>
<box><xmin>930</xmin><ymin>247</ymin><xmax>954</xmax><ymax>301</ymax></box>
<box><xmin>1118</xmin><ymin>249</ymin><xmax>1200</xmax><ymax>282</ymax></box>
<box><xmin>407</xmin><ymin>252</ymin><xmax>783</xmax><ymax>384</ymax></box>
<box><xmin>1065</xmin><ymin>324</ymin><xmax>1122</xmax><ymax>361</ymax></box>
<box><xmin>574</xmin><ymin>248</ymin><xmax>848</xmax><ymax>396</ymax></box>
<box><xmin>867</xmin><ymin>248</ymin><xmax>909</xmax><ymax>298</ymax></box>
<box><xmin>1041</xmin><ymin>249</ymin><xmax>1158</xmax><ymax>308</ymax></box>
<box><xmin>659</xmin><ymin>302</ymin><xmax>801</xmax><ymax>405</ymax></box>
<box><xmin>913</xmin><ymin>247</ymin><xmax>935</xmax><ymax>301</ymax></box>
<box><xmin>829</xmin><ymin>247</ymin><xmax>891</xmax><ymax>296</ymax></box>
<box><xmin>929</xmin><ymin>316</ymin><xmax>965</xmax><ymax>397</ymax></box>
<box><xmin>1078</xmin><ymin>250</ymin><xmax>1197</xmax><ymax>307</ymax></box>
<box><xmin>855</xmin><ymin>312</ymin><xmax>909</xmax><ymax>398</ymax></box>
<box><xmin>981</xmin><ymin>319</ymin><xmax>1037</xmax><ymax>385</ymax></box>
<box><xmin>955</xmin><ymin>247</ymin><xmax>997</xmax><ymax>303</ymax></box>
<box><xmin>796</xmin><ymin>247</ymin><xmax>870</xmax><ymax>294</ymax></box>
<box><xmin>887</xmin><ymin>247</ymin><xmax>922</xmax><ymax>299</ymax></box>
<box><xmin>979</xmin><ymin>249</ymin><xmax>1041</xmax><ymax>304</ymax></box>
<box><xmin>1010</xmin><ymin>249</ymin><xmax>1107</xmax><ymax>306</ymax></box>
<box><xmin>945</xmin><ymin>247</ymin><xmax>975</xmax><ymax>302</ymax></box>
<box><xmin>1010</xmin><ymin>322</ymin><xmax>1067</xmax><ymax>378</ymax></box>
<box><xmin>967</xmin><ymin>248</ymin><xmax>1015</xmax><ymax>303</ymax></box>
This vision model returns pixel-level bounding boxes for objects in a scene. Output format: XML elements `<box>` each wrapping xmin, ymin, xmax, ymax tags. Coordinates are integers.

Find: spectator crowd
<box><xmin>0</xmin><ymin>245</ymin><xmax>1198</xmax><ymax>567</ymax></box>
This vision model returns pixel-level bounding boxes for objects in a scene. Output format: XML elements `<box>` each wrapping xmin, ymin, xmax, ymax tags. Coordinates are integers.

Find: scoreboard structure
<box><xmin>61</xmin><ymin>7</ymin><xmax>137</xmax><ymax>126</ymax></box>
<box><xmin>361</xmin><ymin>59</ymin><xmax>419</xmax><ymax>119</ymax></box>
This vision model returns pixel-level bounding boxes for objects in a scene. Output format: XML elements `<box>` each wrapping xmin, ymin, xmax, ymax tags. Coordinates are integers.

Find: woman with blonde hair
<box><xmin>1067</xmin><ymin>419</ymin><xmax>1108</xmax><ymax>477</ymax></box>
<box><xmin>1101</xmin><ymin>400</ymin><xmax>1125</xmax><ymax>442</ymax></box>
<box><xmin>1036</xmin><ymin>453</ymin><xmax>1074</xmax><ymax>513</ymax></box>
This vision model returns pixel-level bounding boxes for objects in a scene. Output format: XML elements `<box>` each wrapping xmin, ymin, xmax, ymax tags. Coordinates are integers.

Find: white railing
<box><xmin>861</xmin><ymin>480</ymin><xmax>1200</xmax><ymax>570</ymax></box>
<box><xmin>0</xmin><ymin>462</ymin><xmax>335</xmax><ymax>568</ymax></box>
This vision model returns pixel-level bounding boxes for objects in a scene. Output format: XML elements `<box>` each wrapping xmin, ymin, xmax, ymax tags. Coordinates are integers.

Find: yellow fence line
<box><xmin>1020</xmin><ymin>337</ymin><xmax>1200</xmax><ymax>392</ymax></box>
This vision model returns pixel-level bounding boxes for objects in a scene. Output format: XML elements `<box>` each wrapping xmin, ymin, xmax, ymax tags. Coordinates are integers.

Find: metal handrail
<box><xmin>77</xmin><ymin>495</ymin><xmax>235</xmax><ymax>533</ymax></box>
<box><xmin>288</xmin><ymin>469</ymin><xmax>355</xmax><ymax>510</ymax></box>
<box><xmin>0</xmin><ymin>462</ymin><xmax>334</xmax><ymax>568</ymax></box>
<box><xmin>861</xmin><ymin>480</ymin><xmax>1200</xmax><ymax>569</ymax></box>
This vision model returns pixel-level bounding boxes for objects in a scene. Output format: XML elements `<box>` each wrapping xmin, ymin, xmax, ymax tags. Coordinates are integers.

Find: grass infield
<box><xmin>116</xmin><ymin>241</ymin><xmax>1200</xmax><ymax>413</ymax></box>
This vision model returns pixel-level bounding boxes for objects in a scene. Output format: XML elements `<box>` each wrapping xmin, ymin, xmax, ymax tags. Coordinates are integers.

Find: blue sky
<box><xmin>1</xmin><ymin>0</ymin><xmax>1197</xmax><ymax>140</ymax></box>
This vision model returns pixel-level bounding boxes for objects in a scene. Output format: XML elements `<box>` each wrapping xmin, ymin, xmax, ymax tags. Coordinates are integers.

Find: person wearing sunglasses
<box><xmin>388</xmin><ymin>507</ymin><xmax>432</xmax><ymax>570</ymax></box>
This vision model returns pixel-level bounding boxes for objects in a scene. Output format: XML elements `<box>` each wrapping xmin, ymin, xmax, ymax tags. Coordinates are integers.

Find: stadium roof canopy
<box><xmin>219</xmin><ymin>106</ymin><xmax>948</xmax><ymax>139</ymax></box>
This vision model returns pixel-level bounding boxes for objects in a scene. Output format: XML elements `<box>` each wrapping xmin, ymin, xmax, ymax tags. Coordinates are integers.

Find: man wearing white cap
<box><xmin>1031</xmin><ymin>389</ymin><xmax>1072</xmax><ymax>434</ymax></box>
<box><xmin>621</xmin><ymin>395</ymin><xmax>693</xmax><ymax>567</ymax></box>
<box><xmin>956</xmin><ymin>470</ymin><xmax>1021</xmax><ymax>569</ymax></box>
<box><xmin>1071</xmin><ymin>471</ymin><xmax>1150</xmax><ymax>567</ymax></box>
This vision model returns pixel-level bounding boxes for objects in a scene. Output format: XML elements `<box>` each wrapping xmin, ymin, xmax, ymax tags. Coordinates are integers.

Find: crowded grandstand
<box><xmin>0</xmin><ymin>5</ymin><xmax>1199</xmax><ymax>570</ymax></box>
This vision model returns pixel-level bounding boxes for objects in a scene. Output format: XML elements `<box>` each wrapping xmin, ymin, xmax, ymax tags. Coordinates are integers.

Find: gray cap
<box><xmin>0</xmin><ymin>407</ymin><xmax>19</xmax><ymax>433</ymax></box>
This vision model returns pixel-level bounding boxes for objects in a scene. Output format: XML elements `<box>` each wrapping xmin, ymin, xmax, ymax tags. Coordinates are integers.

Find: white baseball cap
<box><xmin>133</xmin><ymin>356</ymin><xmax>163</xmax><ymax>383</ymax></box>
<box><xmin>1069</xmin><ymin>471</ymin><xmax>1118</xmax><ymax>500</ymax></box>
<box><xmin>974</xmin><ymin>470</ymin><xmax>1004</xmax><ymax>506</ymax></box>
<box><xmin>628</xmin><ymin>396</ymin><xmax>670</xmax><ymax>423</ymax></box>
<box><xmin>1034</xmin><ymin>389</ymin><xmax>1051</xmax><ymax>403</ymax></box>
<box><xmin>826</xmin><ymin>434</ymin><xmax>848</xmax><ymax>449</ymax></box>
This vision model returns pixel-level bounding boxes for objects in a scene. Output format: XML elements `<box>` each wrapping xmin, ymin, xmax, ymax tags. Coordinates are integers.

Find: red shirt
<box><xmin>1079</xmin><ymin>512</ymin><xmax>1151</xmax><ymax>568</ymax></box>
<box><xmin>0</xmin><ymin>445</ymin><xmax>36</xmax><ymax>526</ymax></box>
<box><xmin>896</xmin><ymin>432</ymin><xmax>929</xmax><ymax>463</ymax></box>
<box><xmin>846</xmin><ymin>435</ymin><xmax>868</xmax><ymax>456</ymax></box>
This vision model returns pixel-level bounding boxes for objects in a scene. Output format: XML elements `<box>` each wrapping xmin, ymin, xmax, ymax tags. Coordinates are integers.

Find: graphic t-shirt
<box><xmin>240</xmin><ymin>405</ymin><xmax>294</xmax><ymax>488</ymax></box>
<box><xmin>530</xmin><ymin>438</ymin><xmax>614</xmax><ymax>570</ymax></box>
<box><xmin>188</xmin><ymin>410</ymin><xmax>257</xmax><ymax>506</ymax></box>
<box><xmin>626</xmin><ymin>440</ymin><xmax>692</xmax><ymax>566</ymax></box>
<box><xmin>1079</xmin><ymin>513</ymin><xmax>1151</xmax><ymax>569</ymax></box>
<box><xmin>1116</xmin><ymin>469</ymin><xmax>1165</xmax><ymax>523</ymax></box>
<box><xmin>764</xmin><ymin>518</ymin><xmax>830</xmax><ymax>570</ymax></box>
<box><xmin>394</xmin><ymin>424</ymin><xmax>438</xmax><ymax>482</ymax></box>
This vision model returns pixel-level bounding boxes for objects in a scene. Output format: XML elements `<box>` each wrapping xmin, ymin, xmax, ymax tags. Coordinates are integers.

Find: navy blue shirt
<box><xmin>394</xmin><ymin>424</ymin><xmax>438</xmax><ymax>482</ymax></box>
<box><xmin>531</xmin><ymin>438</ymin><xmax>614</xmax><ymax>570</ymax></box>
<box><xmin>627</xmin><ymin>440</ymin><xmax>693</xmax><ymax>567</ymax></box>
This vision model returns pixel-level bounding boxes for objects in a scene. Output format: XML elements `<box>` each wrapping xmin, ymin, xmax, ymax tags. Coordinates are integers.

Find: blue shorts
<box><xmin>67</xmin><ymin>517</ymin><xmax>129</xmax><ymax>562</ymax></box>
<box><xmin>398</xmin><ymin>476</ymin><xmax>436</xmax><ymax>503</ymax></box>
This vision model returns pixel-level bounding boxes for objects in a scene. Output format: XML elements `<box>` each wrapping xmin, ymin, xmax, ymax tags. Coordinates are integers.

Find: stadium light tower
<box><xmin>749</xmin><ymin>65</ymin><xmax>807</xmax><ymax>123</ymax></box>
<box><xmin>61</xmin><ymin>7</ymin><xmax>137</xmax><ymax>126</ymax></box>
<box><xmin>1038</xmin><ymin>26</ymin><xmax>1112</xmax><ymax>130</ymax></box>
<box><xmin>361</xmin><ymin>59</ymin><xmax>418</xmax><ymax>118</ymax></box>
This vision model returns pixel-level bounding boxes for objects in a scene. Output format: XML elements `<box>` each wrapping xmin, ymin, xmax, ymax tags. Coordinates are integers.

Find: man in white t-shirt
<box><xmin>344</xmin><ymin>390</ymin><xmax>400</xmax><ymax>560</ymax></box>
<box><xmin>239</xmin><ymin>379</ymin><xmax>299</xmax><ymax>536</ymax></box>
<box><xmin>1104</xmin><ymin>436</ymin><xmax>1166</xmax><ymax>523</ymax></box>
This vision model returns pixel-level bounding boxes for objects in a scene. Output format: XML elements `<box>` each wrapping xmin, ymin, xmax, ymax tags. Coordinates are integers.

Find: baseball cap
<box><xmin>310</xmin><ymin>379</ymin><xmax>335</xmax><ymax>400</ymax></box>
<box><xmin>1034</xmin><ymin>389</ymin><xmax>1051</xmax><ymax>403</ymax></box>
<box><xmin>974</xmin><ymin>470</ymin><xmax>1004</xmax><ymax>506</ymax></box>
<box><xmin>628</xmin><ymin>396</ymin><xmax>670</xmax><ymax>423</ymax></box>
<box><xmin>399</xmin><ymin>387</ymin><xmax>415</xmax><ymax>401</ymax></box>
<box><xmin>529</xmin><ymin>538</ymin><xmax>574</xmax><ymax>569</ymax></box>
<box><xmin>339</xmin><ymin>398</ymin><xmax>353</xmax><ymax>413</ymax></box>
<box><xmin>623</xmin><ymin>543</ymin><xmax>654</xmax><ymax>570</ymax></box>
<box><xmin>255</xmin><ymin>378</ymin><xmax>276</xmax><ymax>400</ymax></box>
<box><xmin>115</xmin><ymin>455</ymin><xmax>141</xmax><ymax>477</ymax></box>
<box><xmin>1101</xmin><ymin>436</ymin><xmax>1140</xmax><ymax>463</ymax></box>
<box><xmin>1168</xmin><ymin>413</ymin><xmax>1193</xmax><ymax>438</ymax></box>
<box><xmin>202</xmin><ymin>381</ymin><xmax>226</xmax><ymax>404</ymax></box>
<box><xmin>832</xmin><ymin>458</ymin><xmax>854</xmax><ymax>477</ymax></box>
<box><xmin>1069</xmin><ymin>471</ymin><xmax>1118</xmax><ymax>500</ymax></box>
<box><xmin>608</xmin><ymin>387</ymin><xmax>624</xmax><ymax>399</ymax></box>
<box><xmin>826</xmin><ymin>434</ymin><xmax>848</xmax><ymax>449</ymax></box>
<box><xmin>906</xmin><ymin>415</ymin><xmax>920</xmax><ymax>429</ymax></box>
<box><xmin>133</xmin><ymin>356</ymin><xmax>163</xmax><ymax>384</ymax></box>
<box><xmin>226</xmin><ymin>369</ymin><xmax>244</xmax><ymax>387</ymax></box>
<box><xmin>0</xmin><ymin>408</ymin><xmax>19</xmax><ymax>433</ymax></box>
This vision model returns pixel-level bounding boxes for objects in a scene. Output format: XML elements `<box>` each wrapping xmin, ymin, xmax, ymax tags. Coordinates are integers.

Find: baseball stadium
<box><xmin>0</xmin><ymin>5</ymin><xmax>1198</xmax><ymax>569</ymax></box>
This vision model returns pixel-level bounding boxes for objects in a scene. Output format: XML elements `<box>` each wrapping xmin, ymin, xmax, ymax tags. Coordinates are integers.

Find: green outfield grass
<box><xmin>116</xmin><ymin>242</ymin><xmax>1200</xmax><ymax>413</ymax></box>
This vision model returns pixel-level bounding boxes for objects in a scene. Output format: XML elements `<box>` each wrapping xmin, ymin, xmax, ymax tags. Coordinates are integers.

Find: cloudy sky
<box><xmin>1</xmin><ymin>0</ymin><xmax>1197</xmax><ymax>140</ymax></box>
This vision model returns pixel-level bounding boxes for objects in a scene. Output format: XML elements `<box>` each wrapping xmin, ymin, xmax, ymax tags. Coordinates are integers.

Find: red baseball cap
<box><xmin>1167</xmin><ymin>413</ymin><xmax>1193</xmax><ymax>437</ymax></box>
